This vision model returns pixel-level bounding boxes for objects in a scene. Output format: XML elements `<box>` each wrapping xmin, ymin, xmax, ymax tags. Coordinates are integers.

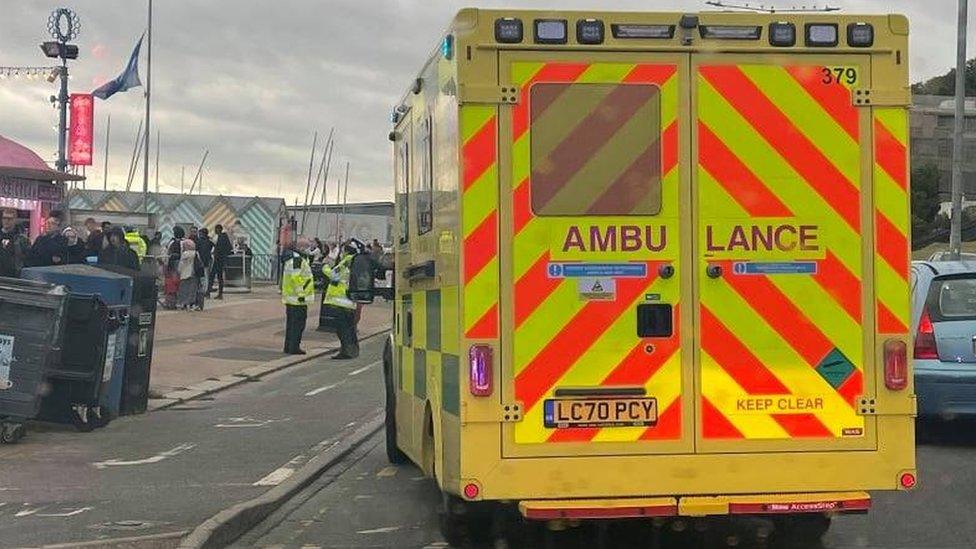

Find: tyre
<box><xmin>72</xmin><ymin>406</ymin><xmax>96</xmax><ymax>433</ymax></box>
<box><xmin>384</xmin><ymin>339</ymin><xmax>408</xmax><ymax>465</ymax></box>
<box><xmin>438</xmin><ymin>494</ymin><xmax>469</xmax><ymax>547</ymax></box>
<box><xmin>778</xmin><ymin>514</ymin><xmax>831</xmax><ymax>546</ymax></box>
<box><xmin>1</xmin><ymin>422</ymin><xmax>25</xmax><ymax>444</ymax></box>
<box><xmin>91</xmin><ymin>406</ymin><xmax>110</xmax><ymax>429</ymax></box>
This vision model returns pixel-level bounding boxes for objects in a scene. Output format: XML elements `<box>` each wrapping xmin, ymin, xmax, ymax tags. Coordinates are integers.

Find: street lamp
<box><xmin>39</xmin><ymin>7</ymin><xmax>81</xmax><ymax>173</ymax></box>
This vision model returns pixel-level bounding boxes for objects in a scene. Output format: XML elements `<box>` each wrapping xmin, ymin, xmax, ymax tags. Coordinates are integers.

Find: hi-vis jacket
<box><xmin>125</xmin><ymin>231</ymin><xmax>147</xmax><ymax>262</ymax></box>
<box><xmin>323</xmin><ymin>254</ymin><xmax>356</xmax><ymax>310</ymax></box>
<box><xmin>281</xmin><ymin>251</ymin><xmax>314</xmax><ymax>306</ymax></box>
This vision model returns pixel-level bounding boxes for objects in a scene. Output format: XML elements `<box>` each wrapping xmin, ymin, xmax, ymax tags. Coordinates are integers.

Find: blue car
<box><xmin>912</xmin><ymin>260</ymin><xmax>976</xmax><ymax>419</ymax></box>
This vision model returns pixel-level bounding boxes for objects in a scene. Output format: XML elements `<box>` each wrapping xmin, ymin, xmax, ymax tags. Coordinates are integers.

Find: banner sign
<box><xmin>68</xmin><ymin>93</ymin><xmax>94</xmax><ymax>166</ymax></box>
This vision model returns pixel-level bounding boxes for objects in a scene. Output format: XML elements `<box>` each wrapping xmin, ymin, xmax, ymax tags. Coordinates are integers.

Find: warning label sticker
<box><xmin>0</xmin><ymin>334</ymin><xmax>13</xmax><ymax>390</ymax></box>
<box><xmin>578</xmin><ymin>278</ymin><xmax>616</xmax><ymax>301</ymax></box>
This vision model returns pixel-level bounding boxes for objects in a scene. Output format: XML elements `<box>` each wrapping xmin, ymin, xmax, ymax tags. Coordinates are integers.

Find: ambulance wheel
<box><xmin>778</xmin><ymin>514</ymin><xmax>831</xmax><ymax>545</ymax></box>
<box><xmin>384</xmin><ymin>340</ymin><xmax>408</xmax><ymax>465</ymax></box>
<box><xmin>438</xmin><ymin>494</ymin><xmax>469</xmax><ymax>547</ymax></box>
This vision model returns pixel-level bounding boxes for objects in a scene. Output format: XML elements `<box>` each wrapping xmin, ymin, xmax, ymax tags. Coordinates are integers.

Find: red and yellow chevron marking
<box><xmin>697</xmin><ymin>64</ymin><xmax>867</xmax><ymax>440</ymax></box>
<box><xmin>873</xmin><ymin>108</ymin><xmax>910</xmax><ymax>334</ymax></box>
<box><xmin>508</xmin><ymin>62</ymin><xmax>682</xmax><ymax>444</ymax></box>
<box><xmin>462</xmin><ymin>105</ymin><xmax>498</xmax><ymax>339</ymax></box>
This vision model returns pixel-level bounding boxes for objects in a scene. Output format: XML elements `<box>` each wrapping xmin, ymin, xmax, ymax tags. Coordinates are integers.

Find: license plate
<box><xmin>544</xmin><ymin>397</ymin><xmax>657</xmax><ymax>429</ymax></box>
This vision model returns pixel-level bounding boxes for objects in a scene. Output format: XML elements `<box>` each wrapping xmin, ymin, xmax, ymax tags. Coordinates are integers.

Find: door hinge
<box><xmin>458</xmin><ymin>84</ymin><xmax>520</xmax><ymax>105</ymax></box>
<box><xmin>461</xmin><ymin>401</ymin><xmax>523</xmax><ymax>424</ymax></box>
<box><xmin>852</xmin><ymin>88</ymin><xmax>910</xmax><ymax>107</ymax></box>
<box><xmin>856</xmin><ymin>395</ymin><xmax>917</xmax><ymax>416</ymax></box>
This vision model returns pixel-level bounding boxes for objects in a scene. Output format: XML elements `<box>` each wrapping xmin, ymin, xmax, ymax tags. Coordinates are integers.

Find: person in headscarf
<box><xmin>162</xmin><ymin>226</ymin><xmax>186</xmax><ymax>310</ymax></box>
<box><xmin>177</xmin><ymin>238</ymin><xmax>202</xmax><ymax>310</ymax></box>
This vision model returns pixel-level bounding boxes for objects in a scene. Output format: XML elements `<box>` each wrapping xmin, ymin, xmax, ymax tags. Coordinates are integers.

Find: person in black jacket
<box><xmin>29</xmin><ymin>213</ymin><xmax>66</xmax><ymax>267</ymax></box>
<box><xmin>197</xmin><ymin>227</ymin><xmax>215</xmax><ymax>295</ymax></box>
<box><xmin>98</xmin><ymin>227</ymin><xmax>140</xmax><ymax>271</ymax></box>
<box><xmin>1</xmin><ymin>208</ymin><xmax>29</xmax><ymax>277</ymax></box>
<box><xmin>210</xmin><ymin>224</ymin><xmax>232</xmax><ymax>299</ymax></box>
<box><xmin>62</xmin><ymin>227</ymin><xmax>87</xmax><ymax>264</ymax></box>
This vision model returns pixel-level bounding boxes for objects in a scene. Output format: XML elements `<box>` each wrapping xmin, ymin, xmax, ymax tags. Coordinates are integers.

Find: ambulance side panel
<box><xmin>392</xmin><ymin>46</ymin><xmax>464</xmax><ymax>487</ymax></box>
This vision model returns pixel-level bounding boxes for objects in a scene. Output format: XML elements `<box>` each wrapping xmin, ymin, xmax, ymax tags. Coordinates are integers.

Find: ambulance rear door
<box><xmin>692</xmin><ymin>53</ymin><xmax>879</xmax><ymax>453</ymax></box>
<box><xmin>497</xmin><ymin>50</ymin><xmax>695</xmax><ymax>458</ymax></box>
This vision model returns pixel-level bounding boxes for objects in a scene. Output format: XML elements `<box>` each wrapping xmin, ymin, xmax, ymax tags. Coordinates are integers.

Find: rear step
<box><xmin>519</xmin><ymin>492</ymin><xmax>870</xmax><ymax>520</ymax></box>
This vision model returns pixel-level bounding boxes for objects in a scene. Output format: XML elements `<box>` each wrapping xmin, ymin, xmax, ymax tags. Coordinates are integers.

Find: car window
<box><xmin>930</xmin><ymin>275</ymin><xmax>976</xmax><ymax>320</ymax></box>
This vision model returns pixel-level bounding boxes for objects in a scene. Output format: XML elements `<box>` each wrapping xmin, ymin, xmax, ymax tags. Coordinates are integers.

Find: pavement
<box><xmin>0</xmin><ymin>328</ymin><xmax>389</xmax><ymax>548</ymax></box>
<box><xmin>240</xmin><ymin>424</ymin><xmax>976</xmax><ymax>549</ymax></box>
<box><xmin>149</xmin><ymin>284</ymin><xmax>391</xmax><ymax>397</ymax></box>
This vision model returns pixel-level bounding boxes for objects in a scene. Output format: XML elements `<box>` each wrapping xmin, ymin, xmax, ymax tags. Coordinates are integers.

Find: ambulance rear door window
<box><xmin>529</xmin><ymin>83</ymin><xmax>662</xmax><ymax>216</ymax></box>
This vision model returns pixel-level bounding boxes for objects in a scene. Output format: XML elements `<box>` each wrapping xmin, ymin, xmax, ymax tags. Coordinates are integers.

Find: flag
<box><xmin>93</xmin><ymin>35</ymin><xmax>143</xmax><ymax>100</ymax></box>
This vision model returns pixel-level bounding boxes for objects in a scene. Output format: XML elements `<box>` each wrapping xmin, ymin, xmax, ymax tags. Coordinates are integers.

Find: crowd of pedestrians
<box><xmin>0</xmin><ymin>208</ymin><xmax>143</xmax><ymax>278</ymax></box>
<box><xmin>160</xmin><ymin>223</ymin><xmax>233</xmax><ymax>311</ymax></box>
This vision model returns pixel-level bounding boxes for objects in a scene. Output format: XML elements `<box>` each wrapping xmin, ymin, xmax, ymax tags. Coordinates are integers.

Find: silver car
<box><xmin>912</xmin><ymin>260</ymin><xmax>976</xmax><ymax>419</ymax></box>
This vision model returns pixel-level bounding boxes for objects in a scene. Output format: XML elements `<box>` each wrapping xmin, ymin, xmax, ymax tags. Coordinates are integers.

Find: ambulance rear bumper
<box><xmin>518</xmin><ymin>492</ymin><xmax>870</xmax><ymax>520</ymax></box>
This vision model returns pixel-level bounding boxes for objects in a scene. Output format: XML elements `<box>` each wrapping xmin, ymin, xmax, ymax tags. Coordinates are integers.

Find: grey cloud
<box><xmin>1</xmin><ymin>0</ymin><xmax>973</xmax><ymax>203</ymax></box>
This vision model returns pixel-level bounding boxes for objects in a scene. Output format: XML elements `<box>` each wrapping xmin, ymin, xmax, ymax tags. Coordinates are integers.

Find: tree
<box><xmin>911</xmin><ymin>162</ymin><xmax>942</xmax><ymax>241</ymax></box>
<box><xmin>911</xmin><ymin>58</ymin><xmax>976</xmax><ymax>96</ymax></box>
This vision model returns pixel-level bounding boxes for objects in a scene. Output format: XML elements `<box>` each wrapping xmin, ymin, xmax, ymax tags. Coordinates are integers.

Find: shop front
<box><xmin>0</xmin><ymin>134</ymin><xmax>80</xmax><ymax>240</ymax></box>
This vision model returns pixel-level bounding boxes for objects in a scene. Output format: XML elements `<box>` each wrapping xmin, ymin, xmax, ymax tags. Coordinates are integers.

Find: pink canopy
<box><xmin>0</xmin><ymin>134</ymin><xmax>83</xmax><ymax>182</ymax></box>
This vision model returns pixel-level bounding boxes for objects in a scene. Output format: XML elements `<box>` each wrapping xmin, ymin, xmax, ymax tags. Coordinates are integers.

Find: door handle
<box><xmin>706</xmin><ymin>264</ymin><xmax>723</xmax><ymax>279</ymax></box>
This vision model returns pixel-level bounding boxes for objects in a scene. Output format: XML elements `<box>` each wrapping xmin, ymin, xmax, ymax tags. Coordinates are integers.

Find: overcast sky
<box><xmin>0</xmin><ymin>1</ymin><xmax>971</xmax><ymax>204</ymax></box>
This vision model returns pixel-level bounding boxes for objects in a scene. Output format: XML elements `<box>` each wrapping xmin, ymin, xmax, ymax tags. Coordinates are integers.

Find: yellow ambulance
<box><xmin>384</xmin><ymin>8</ymin><xmax>915</xmax><ymax>543</ymax></box>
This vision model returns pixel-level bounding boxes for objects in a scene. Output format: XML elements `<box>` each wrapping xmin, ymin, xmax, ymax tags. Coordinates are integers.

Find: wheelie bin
<box><xmin>36</xmin><ymin>294</ymin><xmax>115</xmax><ymax>431</ymax></box>
<box><xmin>0</xmin><ymin>277</ymin><xmax>69</xmax><ymax>443</ymax></box>
<box><xmin>97</xmin><ymin>264</ymin><xmax>159</xmax><ymax>415</ymax></box>
<box><xmin>22</xmin><ymin>265</ymin><xmax>133</xmax><ymax>421</ymax></box>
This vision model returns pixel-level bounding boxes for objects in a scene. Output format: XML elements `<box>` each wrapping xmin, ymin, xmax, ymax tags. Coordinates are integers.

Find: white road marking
<box><xmin>357</xmin><ymin>526</ymin><xmax>401</xmax><ymax>534</ymax></box>
<box><xmin>253</xmin><ymin>454</ymin><xmax>307</xmax><ymax>486</ymax></box>
<box><xmin>214</xmin><ymin>417</ymin><xmax>290</xmax><ymax>428</ymax></box>
<box><xmin>92</xmin><ymin>443</ymin><xmax>196</xmax><ymax>469</ymax></box>
<box><xmin>36</xmin><ymin>507</ymin><xmax>92</xmax><ymax>517</ymax></box>
<box><xmin>376</xmin><ymin>467</ymin><xmax>397</xmax><ymax>478</ymax></box>
<box><xmin>304</xmin><ymin>380</ymin><xmax>346</xmax><ymax>396</ymax></box>
<box><xmin>15</xmin><ymin>506</ymin><xmax>44</xmax><ymax>517</ymax></box>
<box><xmin>348</xmin><ymin>360</ymin><xmax>381</xmax><ymax>377</ymax></box>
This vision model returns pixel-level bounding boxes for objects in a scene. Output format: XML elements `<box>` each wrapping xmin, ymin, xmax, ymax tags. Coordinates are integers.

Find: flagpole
<box><xmin>142</xmin><ymin>0</ymin><xmax>153</xmax><ymax>219</ymax></box>
<box><xmin>154</xmin><ymin>129</ymin><xmax>160</xmax><ymax>193</ymax></box>
<box><xmin>103</xmin><ymin>114</ymin><xmax>111</xmax><ymax>191</ymax></box>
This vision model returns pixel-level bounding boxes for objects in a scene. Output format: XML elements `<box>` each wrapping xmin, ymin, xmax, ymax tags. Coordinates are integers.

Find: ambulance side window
<box><xmin>417</xmin><ymin>116</ymin><xmax>434</xmax><ymax>235</ymax></box>
<box><xmin>529</xmin><ymin>83</ymin><xmax>663</xmax><ymax>216</ymax></box>
<box><xmin>396</xmin><ymin>135</ymin><xmax>410</xmax><ymax>244</ymax></box>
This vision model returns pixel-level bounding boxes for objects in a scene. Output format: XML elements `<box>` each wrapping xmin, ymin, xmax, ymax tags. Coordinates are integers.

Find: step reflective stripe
<box><xmin>728</xmin><ymin>497</ymin><xmax>870</xmax><ymax>514</ymax></box>
<box><xmin>520</xmin><ymin>498</ymin><xmax>678</xmax><ymax>520</ymax></box>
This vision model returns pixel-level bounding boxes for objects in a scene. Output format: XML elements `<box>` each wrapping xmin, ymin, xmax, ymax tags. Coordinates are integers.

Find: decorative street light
<box><xmin>39</xmin><ymin>7</ymin><xmax>81</xmax><ymax>173</ymax></box>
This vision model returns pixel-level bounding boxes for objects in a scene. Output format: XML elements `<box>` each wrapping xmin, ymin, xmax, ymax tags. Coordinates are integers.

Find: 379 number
<box><xmin>821</xmin><ymin>67</ymin><xmax>858</xmax><ymax>85</ymax></box>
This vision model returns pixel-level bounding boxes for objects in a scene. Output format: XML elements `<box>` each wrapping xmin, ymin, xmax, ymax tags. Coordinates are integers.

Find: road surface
<box><xmin>244</xmin><ymin>422</ymin><xmax>976</xmax><ymax>549</ymax></box>
<box><xmin>0</xmin><ymin>334</ymin><xmax>388</xmax><ymax>547</ymax></box>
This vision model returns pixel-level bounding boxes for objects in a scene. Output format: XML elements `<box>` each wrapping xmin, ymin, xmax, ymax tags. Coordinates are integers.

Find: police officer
<box><xmin>124</xmin><ymin>226</ymin><xmax>147</xmax><ymax>265</ymax></box>
<box><xmin>282</xmin><ymin>236</ymin><xmax>315</xmax><ymax>355</ymax></box>
<box><xmin>323</xmin><ymin>240</ymin><xmax>360</xmax><ymax>359</ymax></box>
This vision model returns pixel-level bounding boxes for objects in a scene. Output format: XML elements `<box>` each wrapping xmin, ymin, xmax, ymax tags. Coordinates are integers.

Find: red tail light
<box><xmin>469</xmin><ymin>345</ymin><xmax>493</xmax><ymax>396</ymax></box>
<box><xmin>913</xmin><ymin>308</ymin><xmax>939</xmax><ymax>359</ymax></box>
<box><xmin>884</xmin><ymin>339</ymin><xmax>908</xmax><ymax>391</ymax></box>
